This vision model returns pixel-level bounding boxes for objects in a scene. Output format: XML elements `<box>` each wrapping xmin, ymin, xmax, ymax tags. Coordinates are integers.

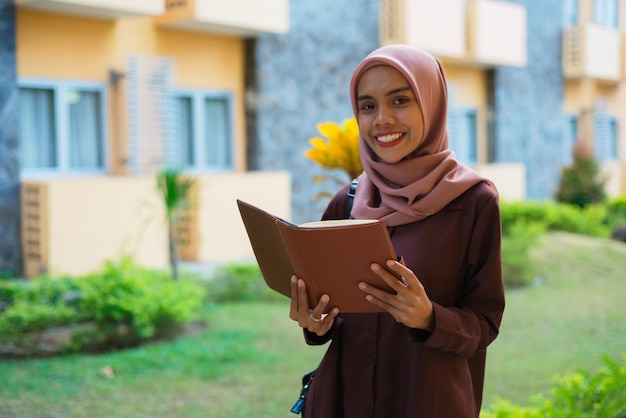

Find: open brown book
<box><xmin>236</xmin><ymin>199</ymin><xmax>398</xmax><ymax>312</ymax></box>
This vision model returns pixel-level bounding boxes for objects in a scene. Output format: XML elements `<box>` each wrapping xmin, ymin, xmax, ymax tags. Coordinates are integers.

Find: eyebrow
<box><xmin>357</xmin><ymin>86</ymin><xmax>413</xmax><ymax>102</ymax></box>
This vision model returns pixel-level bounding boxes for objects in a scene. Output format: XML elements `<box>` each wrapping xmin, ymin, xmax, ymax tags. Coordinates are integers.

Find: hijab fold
<box><xmin>349</xmin><ymin>44</ymin><xmax>494</xmax><ymax>226</ymax></box>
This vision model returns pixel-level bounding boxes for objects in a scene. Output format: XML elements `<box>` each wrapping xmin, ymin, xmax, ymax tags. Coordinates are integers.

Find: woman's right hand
<box><xmin>289</xmin><ymin>275</ymin><xmax>339</xmax><ymax>336</ymax></box>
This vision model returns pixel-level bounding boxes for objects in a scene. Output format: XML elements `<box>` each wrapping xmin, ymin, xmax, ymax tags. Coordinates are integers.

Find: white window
<box><xmin>448</xmin><ymin>107</ymin><xmax>477</xmax><ymax>165</ymax></box>
<box><xmin>19</xmin><ymin>79</ymin><xmax>107</xmax><ymax>175</ymax></box>
<box><xmin>174</xmin><ymin>90</ymin><xmax>234</xmax><ymax>171</ymax></box>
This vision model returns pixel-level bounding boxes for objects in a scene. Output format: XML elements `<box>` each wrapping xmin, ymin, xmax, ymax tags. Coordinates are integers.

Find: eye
<box><xmin>392</xmin><ymin>96</ymin><xmax>410</xmax><ymax>105</ymax></box>
<box><xmin>359</xmin><ymin>102</ymin><xmax>374</xmax><ymax>111</ymax></box>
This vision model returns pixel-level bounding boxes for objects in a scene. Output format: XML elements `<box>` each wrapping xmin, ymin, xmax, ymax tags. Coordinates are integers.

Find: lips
<box><xmin>375</xmin><ymin>132</ymin><xmax>405</xmax><ymax>147</ymax></box>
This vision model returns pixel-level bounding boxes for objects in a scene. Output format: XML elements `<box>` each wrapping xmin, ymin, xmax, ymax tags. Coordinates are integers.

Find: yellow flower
<box><xmin>303</xmin><ymin>118</ymin><xmax>363</xmax><ymax>180</ymax></box>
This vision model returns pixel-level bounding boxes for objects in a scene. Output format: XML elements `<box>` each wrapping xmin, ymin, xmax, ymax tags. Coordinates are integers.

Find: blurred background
<box><xmin>0</xmin><ymin>0</ymin><xmax>624</xmax><ymax>278</ymax></box>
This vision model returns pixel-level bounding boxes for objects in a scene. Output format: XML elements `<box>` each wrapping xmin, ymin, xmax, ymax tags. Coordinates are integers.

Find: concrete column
<box><xmin>0</xmin><ymin>0</ymin><xmax>21</xmax><ymax>277</ymax></box>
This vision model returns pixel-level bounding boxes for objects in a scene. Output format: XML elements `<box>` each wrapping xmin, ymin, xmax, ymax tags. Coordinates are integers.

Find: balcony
<box><xmin>380</xmin><ymin>0</ymin><xmax>467</xmax><ymax>59</ymax></box>
<box><xmin>14</xmin><ymin>0</ymin><xmax>164</xmax><ymax>20</ymax></box>
<box><xmin>563</xmin><ymin>23</ymin><xmax>621</xmax><ymax>82</ymax></box>
<box><xmin>156</xmin><ymin>0</ymin><xmax>289</xmax><ymax>37</ymax></box>
<box><xmin>466</xmin><ymin>0</ymin><xmax>527</xmax><ymax>67</ymax></box>
<box><xmin>20</xmin><ymin>171</ymin><xmax>290</xmax><ymax>277</ymax></box>
<box><xmin>380</xmin><ymin>0</ymin><xmax>527</xmax><ymax>68</ymax></box>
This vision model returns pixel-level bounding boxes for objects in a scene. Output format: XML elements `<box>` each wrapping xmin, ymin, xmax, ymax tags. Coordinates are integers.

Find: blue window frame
<box><xmin>594</xmin><ymin>111</ymin><xmax>618</xmax><ymax>162</ymax></box>
<box><xmin>594</xmin><ymin>0</ymin><xmax>618</xmax><ymax>28</ymax></box>
<box><xmin>19</xmin><ymin>78</ymin><xmax>107</xmax><ymax>175</ymax></box>
<box><xmin>563</xmin><ymin>114</ymin><xmax>578</xmax><ymax>165</ymax></box>
<box><xmin>173</xmin><ymin>89</ymin><xmax>234</xmax><ymax>171</ymax></box>
<box><xmin>563</xmin><ymin>0</ymin><xmax>579</xmax><ymax>26</ymax></box>
<box><xmin>448</xmin><ymin>107</ymin><xmax>477</xmax><ymax>165</ymax></box>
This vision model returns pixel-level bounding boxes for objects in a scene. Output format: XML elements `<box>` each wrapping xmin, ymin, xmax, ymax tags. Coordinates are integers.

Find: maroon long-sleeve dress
<box><xmin>302</xmin><ymin>181</ymin><xmax>505</xmax><ymax>418</ymax></box>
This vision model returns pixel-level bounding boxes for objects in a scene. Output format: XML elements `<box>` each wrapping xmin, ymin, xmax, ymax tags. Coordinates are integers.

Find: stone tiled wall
<box><xmin>0</xmin><ymin>0</ymin><xmax>21</xmax><ymax>276</ymax></box>
<box><xmin>253</xmin><ymin>0</ymin><xmax>566</xmax><ymax>219</ymax></box>
<box><xmin>494</xmin><ymin>1</ymin><xmax>564</xmax><ymax>200</ymax></box>
<box><xmin>252</xmin><ymin>0</ymin><xmax>379</xmax><ymax>223</ymax></box>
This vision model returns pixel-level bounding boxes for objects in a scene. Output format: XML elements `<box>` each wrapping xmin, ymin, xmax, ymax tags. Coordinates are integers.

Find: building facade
<box><xmin>252</xmin><ymin>0</ymin><xmax>625</xmax><ymax>224</ymax></box>
<box><xmin>3</xmin><ymin>0</ymin><xmax>292</xmax><ymax>277</ymax></box>
<box><xmin>1</xmin><ymin>0</ymin><xmax>624</xmax><ymax>277</ymax></box>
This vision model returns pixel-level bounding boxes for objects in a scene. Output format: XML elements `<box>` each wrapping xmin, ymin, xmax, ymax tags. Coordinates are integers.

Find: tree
<box><xmin>156</xmin><ymin>167</ymin><xmax>196</xmax><ymax>280</ymax></box>
<box><xmin>555</xmin><ymin>141</ymin><xmax>607</xmax><ymax>208</ymax></box>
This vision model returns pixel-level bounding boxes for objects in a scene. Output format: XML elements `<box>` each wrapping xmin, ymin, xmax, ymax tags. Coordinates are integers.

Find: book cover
<box><xmin>237</xmin><ymin>199</ymin><xmax>398</xmax><ymax>312</ymax></box>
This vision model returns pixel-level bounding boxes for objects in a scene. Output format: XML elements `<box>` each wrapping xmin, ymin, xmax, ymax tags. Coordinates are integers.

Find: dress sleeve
<box><xmin>415</xmin><ymin>189</ymin><xmax>505</xmax><ymax>357</ymax></box>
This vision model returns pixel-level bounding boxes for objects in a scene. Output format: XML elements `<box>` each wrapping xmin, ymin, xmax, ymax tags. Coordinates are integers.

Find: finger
<box><xmin>289</xmin><ymin>276</ymin><xmax>299</xmax><ymax>320</ymax></box>
<box><xmin>384</xmin><ymin>259</ymin><xmax>423</xmax><ymax>288</ymax></box>
<box><xmin>359</xmin><ymin>279</ymin><xmax>400</xmax><ymax>309</ymax></box>
<box><xmin>310</xmin><ymin>294</ymin><xmax>330</xmax><ymax>321</ymax></box>
<box><xmin>297</xmin><ymin>279</ymin><xmax>311</xmax><ymax>313</ymax></box>
<box><xmin>368</xmin><ymin>261</ymin><xmax>409</xmax><ymax>292</ymax></box>
<box><xmin>310</xmin><ymin>307</ymin><xmax>339</xmax><ymax>336</ymax></box>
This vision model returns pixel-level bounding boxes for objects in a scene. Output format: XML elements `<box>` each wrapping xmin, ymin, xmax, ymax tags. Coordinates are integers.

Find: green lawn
<box><xmin>1</xmin><ymin>231</ymin><xmax>625</xmax><ymax>417</ymax></box>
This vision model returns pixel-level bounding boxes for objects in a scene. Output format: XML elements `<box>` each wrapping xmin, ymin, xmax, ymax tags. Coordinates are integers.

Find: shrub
<box><xmin>547</xmin><ymin>356</ymin><xmax>626</xmax><ymax>417</ymax></box>
<box><xmin>206</xmin><ymin>263</ymin><xmax>286</xmax><ymax>304</ymax></box>
<box><xmin>482</xmin><ymin>356</ymin><xmax>626</xmax><ymax>418</ymax></box>
<box><xmin>501</xmin><ymin>221</ymin><xmax>544</xmax><ymax>288</ymax></box>
<box><xmin>500</xmin><ymin>201</ymin><xmax>611</xmax><ymax>238</ymax></box>
<box><xmin>606</xmin><ymin>196</ymin><xmax>626</xmax><ymax>224</ymax></box>
<box><xmin>555</xmin><ymin>142</ymin><xmax>607</xmax><ymax>208</ymax></box>
<box><xmin>0</xmin><ymin>257</ymin><xmax>206</xmax><ymax>356</ymax></box>
<box><xmin>78</xmin><ymin>257</ymin><xmax>205</xmax><ymax>339</ymax></box>
<box><xmin>606</xmin><ymin>196</ymin><xmax>626</xmax><ymax>242</ymax></box>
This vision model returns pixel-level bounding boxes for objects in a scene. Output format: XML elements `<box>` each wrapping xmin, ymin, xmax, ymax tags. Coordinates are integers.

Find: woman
<box><xmin>290</xmin><ymin>44</ymin><xmax>505</xmax><ymax>417</ymax></box>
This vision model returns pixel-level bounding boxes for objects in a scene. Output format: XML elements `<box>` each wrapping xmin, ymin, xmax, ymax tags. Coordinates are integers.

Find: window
<box><xmin>563</xmin><ymin>114</ymin><xmax>578</xmax><ymax>165</ymax></box>
<box><xmin>174</xmin><ymin>90</ymin><xmax>233</xmax><ymax>170</ymax></box>
<box><xmin>594</xmin><ymin>0</ymin><xmax>618</xmax><ymax>28</ymax></box>
<box><xmin>19</xmin><ymin>79</ymin><xmax>106</xmax><ymax>174</ymax></box>
<box><xmin>448</xmin><ymin>107</ymin><xmax>477</xmax><ymax>165</ymax></box>
<box><xmin>563</xmin><ymin>0</ymin><xmax>579</xmax><ymax>27</ymax></box>
<box><xmin>594</xmin><ymin>111</ymin><xmax>618</xmax><ymax>162</ymax></box>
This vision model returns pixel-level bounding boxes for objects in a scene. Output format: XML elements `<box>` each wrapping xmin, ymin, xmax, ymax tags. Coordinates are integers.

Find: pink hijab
<box><xmin>349</xmin><ymin>44</ymin><xmax>493</xmax><ymax>226</ymax></box>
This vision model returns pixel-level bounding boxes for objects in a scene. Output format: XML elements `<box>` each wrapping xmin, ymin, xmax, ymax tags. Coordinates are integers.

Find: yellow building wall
<box><xmin>16</xmin><ymin>9</ymin><xmax>266</xmax><ymax>275</ymax></box>
<box><xmin>440</xmin><ymin>63</ymin><xmax>489</xmax><ymax>163</ymax></box>
<box><xmin>17</xmin><ymin>10</ymin><xmax>247</xmax><ymax>172</ymax></box>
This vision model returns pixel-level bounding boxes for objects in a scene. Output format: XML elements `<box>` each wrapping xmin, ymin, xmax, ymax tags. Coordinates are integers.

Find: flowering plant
<box><xmin>303</xmin><ymin>117</ymin><xmax>363</xmax><ymax>183</ymax></box>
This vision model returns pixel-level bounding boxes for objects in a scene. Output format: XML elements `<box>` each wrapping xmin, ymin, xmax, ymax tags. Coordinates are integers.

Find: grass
<box><xmin>1</xmin><ymin>231</ymin><xmax>625</xmax><ymax>417</ymax></box>
<box><xmin>483</xmin><ymin>231</ymin><xmax>626</xmax><ymax>407</ymax></box>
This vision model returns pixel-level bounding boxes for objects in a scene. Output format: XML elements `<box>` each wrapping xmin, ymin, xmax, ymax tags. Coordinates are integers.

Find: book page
<box><xmin>299</xmin><ymin>219</ymin><xmax>378</xmax><ymax>228</ymax></box>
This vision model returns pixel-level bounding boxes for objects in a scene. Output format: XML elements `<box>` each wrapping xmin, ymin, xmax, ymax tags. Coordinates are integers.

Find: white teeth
<box><xmin>376</xmin><ymin>133</ymin><xmax>403</xmax><ymax>143</ymax></box>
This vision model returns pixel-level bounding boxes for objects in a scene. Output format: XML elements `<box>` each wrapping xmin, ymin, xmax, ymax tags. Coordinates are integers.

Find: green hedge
<box><xmin>0</xmin><ymin>257</ymin><xmax>206</xmax><ymax>356</ymax></box>
<box><xmin>205</xmin><ymin>264</ymin><xmax>286</xmax><ymax>304</ymax></box>
<box><xmin>482</xmin><ymin>356</ymin><xmax>626</xmax><ymax>418</ymax></box>
<box><xmin>502</xmin><ymin>196</ymin><xmax>626</xmax><ymax>237</ymax></box>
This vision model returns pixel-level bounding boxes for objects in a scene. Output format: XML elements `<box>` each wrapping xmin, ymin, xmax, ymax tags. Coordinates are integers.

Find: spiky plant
<box><xmin>157</xmin><ymin>167</ymin><xmax>196</xmax><ymax>280</ymax></box>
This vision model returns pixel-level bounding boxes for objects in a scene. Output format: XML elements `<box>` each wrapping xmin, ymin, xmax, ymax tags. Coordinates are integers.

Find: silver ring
<box><xmin>310</xmin><ymin>313</ymin><xmax>321</xmax><ymax>322</ymax></box>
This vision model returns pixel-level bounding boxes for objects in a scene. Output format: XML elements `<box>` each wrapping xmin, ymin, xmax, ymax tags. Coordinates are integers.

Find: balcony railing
<box><xmin>380</xmin><ymin>0</ymin><xmax>527</xmax><ymax>68</ymax></box>
<box><xmin>563</xmin><ymin>23</ymin><xmax>621</xmax><ymax>82</ymax></box>
<box><xmin>157</xmin><ymin>0</ymin><xmax>289</xmax><ymax>37</ymax></box>
<box><xmin>15</xmin><ymin>0</ymin><xmax>164</xmax><ymax>20</ymax></box>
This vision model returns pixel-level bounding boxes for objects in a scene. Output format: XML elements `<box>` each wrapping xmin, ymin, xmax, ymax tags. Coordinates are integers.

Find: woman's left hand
<box><xmin>359</xmin><ymin>259</ymin><xmax>434</xmax><ymax>331</ymax></box>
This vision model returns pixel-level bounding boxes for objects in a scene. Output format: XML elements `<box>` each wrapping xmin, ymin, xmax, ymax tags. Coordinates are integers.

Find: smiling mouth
<box><xmin>376</xmin><ymin>132</ymin><xmax>404</xmax><ymax>145</ymax></box>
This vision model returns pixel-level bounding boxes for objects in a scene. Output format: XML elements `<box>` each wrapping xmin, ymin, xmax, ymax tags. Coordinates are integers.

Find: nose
<box><xmin>374</xmin><ymin>105</ymin><xmax>394</xmax><ymax>126</ymax></box>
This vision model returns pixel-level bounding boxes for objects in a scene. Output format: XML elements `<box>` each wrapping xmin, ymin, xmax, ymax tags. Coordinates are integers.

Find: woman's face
<box><xmin>356</xmin><ymin>65</ymin><xmax>425</xmax><ymax>164</ymax></box>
